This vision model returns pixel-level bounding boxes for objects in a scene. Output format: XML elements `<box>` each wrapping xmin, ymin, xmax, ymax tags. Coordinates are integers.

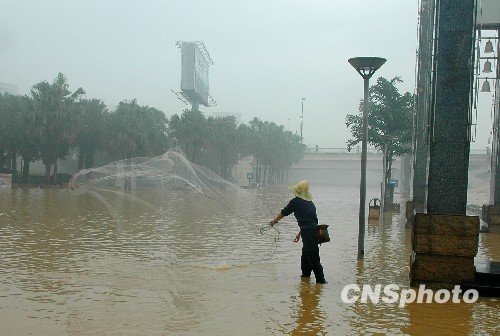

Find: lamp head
<box><xmin>348</xmin><ymin>57</ymin><xmax>387</xmax><ymax>79</ymax></box>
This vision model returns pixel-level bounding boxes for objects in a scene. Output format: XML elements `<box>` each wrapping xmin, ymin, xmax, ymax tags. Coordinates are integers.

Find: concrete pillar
<box><xmin>411</xmin><ymin>0</ymin><xmax>479</xmax><ymax>288</ymax></box>
<box><xmin>426</xmin><ymin>0</ymin><xmax>475</xmax><ymax>214</ymax></box>
<box><xmin>411</xmin><ymin>0</ymin><xmax>435</xmax><ymax>211</ymax></box>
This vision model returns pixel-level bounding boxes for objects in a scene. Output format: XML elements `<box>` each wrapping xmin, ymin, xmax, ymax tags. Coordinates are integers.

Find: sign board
<box><xmin>180</xmin><ymin>42</ymin><xmax>210</xmax><ymax>106</ymax></box>
<box><xmin>477</xmin><ymin>0</ymin><xmax>500</xmax><ymax>28</ymax></box>
<box><xmin>389</xmin><ymin>179</ymin><xmax>399</xmax><ymax>187</ymax></box>
<box><xmin>247</xmin><ymin>172</ymin><xmax>254</xmax><ymax>180</ymax></box>
<box><xmin>0</xmin><ymin>173</ymin><xmax>12</xmax><ymax>189</ymax></box>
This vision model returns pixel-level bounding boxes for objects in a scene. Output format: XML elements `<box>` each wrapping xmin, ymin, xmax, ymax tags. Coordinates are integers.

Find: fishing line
<box><xmin>70</xmin><ymin>150</ymin><xmax>284</xmax><ymax>267</ymax></box>
<box><xmin>200</xmin><ymin>192</ymin><xmax>282</xmax><ymax>266</ymax></box>
<box><xmin>201</xmin><ymin>192</ymin><xmax>281</xmax><ymax>237</ymax></box>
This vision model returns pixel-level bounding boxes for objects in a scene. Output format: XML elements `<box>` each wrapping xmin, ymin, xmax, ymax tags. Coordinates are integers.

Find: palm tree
<box><xmin>74</xmin><ymin>99</ymin><xmax>109</xmax><ymax>170</ymax></box>
<box><xmin>106</xmin><ymin>99</ymin><xmax>168</xmax><ymax>160</ymax></box>
<box><xmin>17</xmin><ymin>95</ymin><xmax>39</xmax><ymax>182</ymax></box>
<box><xmin>30</xmin><ymin>73</ymin><xmax>85</xmax><ymax>184</ymax></box>
<box><xmin>169</xmin><ymin>109</ymin><xmax>206</xmax><ymax>163</ymax></box>
<box><xmin>0</xmin><ymin>93</ymin><xmax>22</xmax><ymax>176</ymax></box>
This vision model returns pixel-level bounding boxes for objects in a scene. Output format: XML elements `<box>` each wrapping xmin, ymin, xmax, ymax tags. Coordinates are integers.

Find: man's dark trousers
<box><xmin>300</xmin><ymin>227</ymin><xmax>325</xmax><ymax>282</ymax></box>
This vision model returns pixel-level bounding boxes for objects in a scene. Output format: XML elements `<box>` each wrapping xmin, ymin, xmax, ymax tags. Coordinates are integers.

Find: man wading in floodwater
<box><xmin>269</xmin><ymin>180</ymin><xmax>327</xmax><ymax>284</ymax></box>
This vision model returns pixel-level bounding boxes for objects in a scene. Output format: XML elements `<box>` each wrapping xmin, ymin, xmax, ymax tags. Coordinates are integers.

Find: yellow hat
<box><xmin>289</xmin><ymin>180</ymin><xmax>313</xmax><ymax>201</ymax></box>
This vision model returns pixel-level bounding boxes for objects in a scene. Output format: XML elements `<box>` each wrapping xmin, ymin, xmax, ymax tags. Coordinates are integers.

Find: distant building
<box><xmin>0</xmin><ymin>81</ymin><xmax>18</xmax><ymax>95</ymax></box>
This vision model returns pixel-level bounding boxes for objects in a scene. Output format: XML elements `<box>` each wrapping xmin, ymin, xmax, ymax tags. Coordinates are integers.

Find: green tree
<box><xmin>30</xmin><ymin>73</ymin><xmax>85</xmax><ymax>184</ymax></box>
<box><xmin>204</xmin><ymin>116</ymin><xmax>239</xmax><ymax>178</ymax></box>
<box><xmin>106</xmin><ymin>99</ymin><xmax>168</xmax><ymax>160</ymax></box>
<box><xmin>240</xmin><ymin>117</ymin><xmax>305</xmax><ymax>185</ymax></box>
<box><xmin>168</xmin><ymin>109</ymin><xmax>206</xmax><ymax>163</ymax></box>
<box><xmin>168</xmin><ymin>113</ymin><xmax>304</xmax><ymax>183</ymax></box>
<box><xmin>0</xmin><ymin>93</ymin><xmax>39</xmax><ymax>181</ymax></box>
<box><xmin>345</xmin><ymin>76</ymin><xmax>414</xmax><ymax>185</ymax></box>
<box><xmin>0</xmin><ymin>93</ymin><xmax>23</xmax><ymax>175</ymax></box>
<box><xmin>74</xmin><ymin>99</ymin><xmax>109</xmax><ymax>170</ymax></box>
<box><xmin>17</xmin><ymin>95</ymin><xmax>40</xmax><ymax>182</ymax></box>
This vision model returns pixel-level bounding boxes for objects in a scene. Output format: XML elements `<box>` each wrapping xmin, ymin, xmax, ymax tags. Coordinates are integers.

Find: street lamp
<box><xmin>348</xmin><ymin>56</ymin><xmax>386</xmax><ymax>260</ymax></box>
<box><xmin>300</xmin><ymin>98</ymin><xmax>305</xmax><ymax>142</ymax></box>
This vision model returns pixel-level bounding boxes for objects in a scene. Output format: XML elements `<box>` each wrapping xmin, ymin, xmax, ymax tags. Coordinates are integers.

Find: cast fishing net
<box><xmin>69</xmin><ymin>150</ymin><xmax>281</xmax><ymax>268</ymax></box>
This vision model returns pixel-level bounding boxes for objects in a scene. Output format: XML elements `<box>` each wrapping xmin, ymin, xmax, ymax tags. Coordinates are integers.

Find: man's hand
<box><xmin>269</xmin><ymin>213</ymin><xmax>284</xmax><ymax>227</ymax></box>
<box><xmin>293</xmin><ymin>233</ymin><xmax>301</xmax><ymax>242</ymax></box>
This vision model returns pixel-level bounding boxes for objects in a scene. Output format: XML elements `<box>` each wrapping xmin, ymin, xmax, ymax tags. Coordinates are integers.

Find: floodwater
<box><xmin>0</xmin><ymin>185</ymin><xmax>499</xmax><ymax>335</ymax></box>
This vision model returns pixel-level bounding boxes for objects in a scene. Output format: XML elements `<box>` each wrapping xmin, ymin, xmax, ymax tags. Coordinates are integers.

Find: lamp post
<box><xmin>300</xmin><ymin>98</ymin><xmax>305</xmax><ymax>142</ymax></box>
<box><xmin>348</xmin><ymin>57</ymin><xmax>386</xmax><ymax>260</ymax></box>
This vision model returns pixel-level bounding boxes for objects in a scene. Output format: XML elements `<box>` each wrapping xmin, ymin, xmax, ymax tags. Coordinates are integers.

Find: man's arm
<box><xmin>269</xmin><ymin>212</ymin><xmax>284</xmax><ymax>226</ymax></box>
<box><xmin>270</xmin><ymin>198</ymin><xmax>295</xmax><ymax>226</ymax></box>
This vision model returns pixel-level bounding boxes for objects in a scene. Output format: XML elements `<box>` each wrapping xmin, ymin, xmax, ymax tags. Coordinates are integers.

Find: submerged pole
<box><xmin>358</xmin><ymin>77</ymin><xmax>369</xmax><ymax>259</ymax></box>
<box><xmin>349</xmin><ymin>56</ymin><xmax>386</xmax><ymax>260</ymax></box>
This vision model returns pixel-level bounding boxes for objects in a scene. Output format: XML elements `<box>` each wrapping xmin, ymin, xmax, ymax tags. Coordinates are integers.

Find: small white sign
<box><xmin>0</xmin><ymin>174</ymin><xmax>12</xmax><ymax>189</ymax></box>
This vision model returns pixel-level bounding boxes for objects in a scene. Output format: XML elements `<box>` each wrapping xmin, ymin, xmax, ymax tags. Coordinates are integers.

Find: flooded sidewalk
<box><xmin>0</xmin><ymin>185</ymin><xmax>499</xmax><ymax>335</ymax></box>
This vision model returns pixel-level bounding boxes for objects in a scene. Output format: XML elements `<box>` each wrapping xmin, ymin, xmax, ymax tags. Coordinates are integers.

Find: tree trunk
<box><xmin>45</xmin><ymin>163</ymin><xmax>52</xmax><ymax>185</ymax></box>
<box><xmin>78</xmin><ymin>151</ymin><xmax>85</xmax><ymax>170</ymax></box>
<box><xmin>52</xmin><ymin>161</ymin><xmax>58</xmax><ymax>185</ymax></box>
<box><xmin>220</xmin><ymin>148</ymin><xmax>225</xmax><ymax>178</ymax></box>
<box><xmin>262</xmin><ymin>165</ymin><xmax>267</xmax><ymax>186</ymax></box>
<box><xmin>22</xmin><ymin>158</ymin><xmax>30</xmax><ymax>183</ymax></box>
<box><xmin>85</xmin><ymin>151</ymin><xmax>94</xmax><ymax>182</ymax></box>
<box><xmin>125</xmin><ymin>153</ymin><xmax>132</xmax><ymax>193</ymax></box>
<box><xmin>0</xmin><ymin>153</ymin><xmax>5</xmax><ymax>171</ymax></box>
<box><xmin>255</xmin><ymin>157</ymin><xmax>260</xmax><ymax>184</ymax></box>
<box><xmin>11</xmin><ymin>154</ymin><xmax>17</xmax><ymax>177</ymax></box>
<box><xmin>84</xmin><ymin>151</ymin><xmax>95</xmax><ymax>169</ymax></box>
<box><xmin>191</xmin><ymin>144</ymin><xmax>197</xmax><ymax>163</ymax></box>
<box><xmin>6</xmin><ymin>153</ymin><xmax>12</xmax><ymax>172</ymax></box>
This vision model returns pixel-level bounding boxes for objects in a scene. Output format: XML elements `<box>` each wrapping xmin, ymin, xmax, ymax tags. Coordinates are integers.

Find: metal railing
<box><xmin>305</xmin><ymin>147</ymin><xmax>491</xmax><ymax>156</ymax></box>
<box><xmin>305</xmin><ymin>147</ymin><xmax>381</xmax><ymax>155</ymax></box>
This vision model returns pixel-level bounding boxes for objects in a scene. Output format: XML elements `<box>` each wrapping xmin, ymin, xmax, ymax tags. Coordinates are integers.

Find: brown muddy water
<box><xmin>0</xmin><ymin>185</ymin><xmax>499</xmax><ymax>335</ymax></box>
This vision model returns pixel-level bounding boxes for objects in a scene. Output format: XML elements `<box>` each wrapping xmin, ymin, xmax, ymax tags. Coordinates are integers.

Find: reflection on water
<box><xmin>290</xmin><ymin>280</ymin><xmax>325</xmax><ymax>335</ymax></box>
<box><xmin>0</xmin><ymin>185</ymin><xmax>499</xmax><ymax>335</ymax></box>
<box><xmin>404</xmin><ymin>300</ymin><xmax>472</xmax><ymax>336</ymax></box>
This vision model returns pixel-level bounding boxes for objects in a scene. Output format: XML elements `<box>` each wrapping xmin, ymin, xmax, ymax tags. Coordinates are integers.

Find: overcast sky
<box><xmin>0</xmin><ymin>0</ymin><xmax>493</xmax><ymax>149</ymax></box>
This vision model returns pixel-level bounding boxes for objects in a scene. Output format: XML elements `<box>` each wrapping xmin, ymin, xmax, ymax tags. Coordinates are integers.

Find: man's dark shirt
<box><xmin>281</xmin><ymin>196</ymin><xmax>318</xmax><ymax>228</ymax></box>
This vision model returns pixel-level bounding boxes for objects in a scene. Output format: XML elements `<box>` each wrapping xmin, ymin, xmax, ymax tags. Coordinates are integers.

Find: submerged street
<box><xmin>1</xmin><ymin>184</ymin><xmax>498</xmax><ymax>335</ymax></box>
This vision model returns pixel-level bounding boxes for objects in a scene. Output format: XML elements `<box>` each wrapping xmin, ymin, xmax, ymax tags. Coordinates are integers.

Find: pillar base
<box><xmin>410</xmin><ymin>213</ymin><xmax>479</xmax><ymax>287</ymax></box>
<box><xmin>405</xmin><ymin>200</ymin><xmax>425</xmax><ymax>224</ymax></box>
<box><xmin>481</xmin><ymin>204</ymin><xmax>500</xmax><ymax>225</ymax></box>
